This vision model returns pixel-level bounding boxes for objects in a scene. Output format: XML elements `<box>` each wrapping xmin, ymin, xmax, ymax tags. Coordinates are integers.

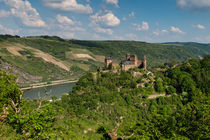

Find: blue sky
<box><xmin>0</xmin><ymin>0</ymin><xmax>210</xmax><ymax>43</ymax></box>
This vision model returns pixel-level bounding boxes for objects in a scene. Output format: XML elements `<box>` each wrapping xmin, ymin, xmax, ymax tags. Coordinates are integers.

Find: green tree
<box><xmin>166</xmin><ymin>85</ymin><xmax>176</xmax><ymax>95</ymax></box>
<box><xmin>108</xmin><ymin>63</ymin><xmax>113</xmax><ymax>70</ymax></box>
<box><xmin>0</xmin><ymin>70</ymin><xmax>23</xmax><ymax>115</ymax></box>
<box><xmin>154</xmin><ymin>80</ymin><xmax>164</xmax><ymax>93</ymax></box>
<box><xmin>0</xmin><ymin>69</ymin><xmax>57</xmax><ymax>138</ymax></box>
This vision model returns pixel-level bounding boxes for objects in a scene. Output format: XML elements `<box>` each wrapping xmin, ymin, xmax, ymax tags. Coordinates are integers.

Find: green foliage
<box><xmin>7</xmin><ymin>104</ymin><xmax>56</xmax><ymax>138</ymax></box>
<box><xmin>0</xmin><ymin>70</ymin><xmax>22</xmax><ymax>113</ymax></box>
<box><xmin>166</xmin><ymin>85</ymin><xmax>176</xmax><ymax>95</ymax></box>
<box><xmin>61</xmin><ymin>56</ymin><xmax>209</xmax><ymax>139</ymax></box>
<box><xmin>107</xmin><ymin>63</ymin><xmax>113</xmax><ymax>70</ymax></box>
<box><xmin>0</xmin><ymin>43</ymin><xmax>209</xmax><ymax>139</ymax></box>
<box><xmin>154</xmin><ymin>80</ymin><xmax>164</xmax><ymax>93</ymax></box>
<box><xmin>0</xmin><ymin>70</ymin><xmax>59</xmax><ymax>139</ymax></box>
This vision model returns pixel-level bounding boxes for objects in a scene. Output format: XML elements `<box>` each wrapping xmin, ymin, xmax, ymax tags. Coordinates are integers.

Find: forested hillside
<box><xmin>0</xmin><ymin>56</ymin><xmax>209</xmax><ymax>139</ymax></box>
<box><xmin>0</xmin><ymin>35</ymin><xmax>209</xmax><ymax>86</ymax></box>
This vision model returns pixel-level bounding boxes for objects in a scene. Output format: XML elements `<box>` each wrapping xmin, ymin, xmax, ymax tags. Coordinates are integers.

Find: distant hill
<box><xmin>0</xmin><ymin>35</ymin><xmax>209</xmax><ymax>85</ymax></box>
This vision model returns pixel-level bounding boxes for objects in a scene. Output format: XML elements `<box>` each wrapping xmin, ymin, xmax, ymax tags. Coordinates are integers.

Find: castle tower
<box><xmin>105</xmin><ymin>57</ymin><xmax>113</xmax><ymax>68</ymax></box>
<box><xmin>126</xmin><ymin>53</ymin><xmax>130</xmax><ymax>60</ymax></box>
<box><xmin>134</xmin><ymin>55</ymin><xmax>138</xmax><ymax>66</ymax></box>
<box><xmin>129</xmin><ymin>54</ymin><xmax>138</xmax><ymax>66</ymax></box>
<box><xmin>143</xmin><ymin>55</ymin><xmax>147</xmax><ymax>70</ymax></box>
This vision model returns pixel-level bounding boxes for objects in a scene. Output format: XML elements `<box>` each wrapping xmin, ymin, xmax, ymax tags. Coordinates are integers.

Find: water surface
<box><xmin>23</xmin><ymin>82</ymin><xmax>75</xmax><ymax>100</ymax></box>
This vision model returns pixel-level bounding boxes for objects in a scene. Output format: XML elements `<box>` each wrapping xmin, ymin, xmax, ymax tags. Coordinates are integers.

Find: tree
<box><xmin>154</xmin><ymin>80</ymin><xmax>164</xmax><ymax>93</ymax></box>
<box><xmin>108</xmin><ymin>63</ymin><xmax>113</xmax><ymax>70</ymax></box>
<box><xmin>130</xmin><ymin>80</ymin><xmax>137</xmax><ymax>89</ymax></box>
<box><xmin>0</xmin><ymin>69</ymin><xmax>57</xmax><ymax>138</ymax></box>
<box><xmin>0</xmin><ymin>70</ymin><xmax>23</xmax><ymax>116</ymax></box>
<box><xmin>166</xmin><ymin>85</ymin><xmax>176</xmax><ymax>95</ymax></box>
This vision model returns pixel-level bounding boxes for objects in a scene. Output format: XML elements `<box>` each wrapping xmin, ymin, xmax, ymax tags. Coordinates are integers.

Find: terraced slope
<box><xmin>0</xmin><ymin>35</ymin><xmax>209</xmax><ymax>85</ymax></box>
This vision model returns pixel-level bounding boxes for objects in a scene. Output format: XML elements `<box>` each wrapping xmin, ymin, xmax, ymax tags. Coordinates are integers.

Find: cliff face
<box><xmin>0</xmin><ymin>61</ymin><xmax>42</xmax><ymax>86</ymax></box>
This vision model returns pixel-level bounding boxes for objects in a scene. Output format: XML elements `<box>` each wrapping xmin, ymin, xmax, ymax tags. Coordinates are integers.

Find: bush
<box><xmin>166</xmin><ymin>85</ymin><xmax>176</xmax><ymax>95</ymax></box>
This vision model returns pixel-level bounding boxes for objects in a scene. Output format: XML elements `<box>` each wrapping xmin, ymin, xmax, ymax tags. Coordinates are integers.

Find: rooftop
<box><xmin>121</xmin><ymin>61</ymin><xmax>135</xmax><ymax>65</ymax></box>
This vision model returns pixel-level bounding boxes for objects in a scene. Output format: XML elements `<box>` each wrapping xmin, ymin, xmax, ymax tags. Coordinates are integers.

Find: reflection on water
<box><xmin>23</xmin><ymin>82</ymin><xmax>75</xmax><ymax>100</ymax></box>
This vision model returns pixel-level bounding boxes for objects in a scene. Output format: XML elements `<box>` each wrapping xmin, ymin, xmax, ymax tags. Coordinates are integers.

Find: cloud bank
<box><xmin>42</xmin><ymin>0</ymin><xmax>93</xmax><ymax>14</ymax></box>
<box><xmin>177</xmin><ymin>0</ymin><xmax>210</xmax><ymax>11</ymax></box>
<box><xmin>105</xmin><ymin>0</ymin><xmax>119</xmax><ymax>7</ymax></box>
<box><xmin>2</xmin><ymin>0</ymin><xmax>45</xmax><ymax>27</ymax></box>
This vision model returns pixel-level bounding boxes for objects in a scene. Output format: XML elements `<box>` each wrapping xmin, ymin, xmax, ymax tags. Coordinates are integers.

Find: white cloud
<box><xmin>177</xmin><ymin>0</ymin><xmax>210</xmax><ymax>10</ymax></box>
<box><xmin>94</xmin><ymin>27</ymin><xmax>113</xmax><ymax>35</ymax></box>
<box><xmin>141</xmin><ymin>22</ymin><xmax>149</xmax><ymax>31</ymax></box>
<box><xmin>0</xmin><ymin>24</ymin><xmax>18</xmax><ymax>35</ymax></box>
<box><xmin>153</xmin><ymin>31</ymin><xmax>159</xmax><ymax>36</ymax></box>
<box><xmin>193</xmin><ymin>24</ymin><xmax>205</xmax><ymax>29</ymax></box>
<box><xmin>58</xmin><ymin>25</ymin><xmax>85</xmax><ymax>31</ymax></box>
<box><xmin>90</xmin><ymin>12</ymin><xmax>120</xmax><ymax>27</ymax></box>
<box><xmin>122</xmin><ymin>11</ymin><xmax>134</xmax><ymax>21</ymax></box>
<box><xmin>125</xmin><ymin>33</ymin><xmax>137</xmax><ymax>39</ymax></box>
<box><xmin>152</xmin><ymin>29</ymin><xmax>168</xmax><ymax>36</ymax></box>
<box><xmin>170</xmin><ymin>26</ymin><xmax>184</xmax><ymax>34</ymax></box>
<box><xmin>2</xmin><ymin>0</ymin><xmax>45</xmax><ymax>27</ymax></box>
<box><xmin>105</xmin><ymin>0</ymin><xmax>118</xmax><ymax>7</ymax></box>
<box><xmin>56</xmin><ymin>14</ymin><xmax>75</xmax><ymax>25</ymax></box>
<box><xmin>129</xmin><ymin>11</ymin><xmax>135</xmax><ymax>17</ymax></box>
<box><xmin>161</xmin><ymin>29</ymin><xmax>168</xmax><ymax>33</ymax></box>
<box><xmin>54</xmin><ymin>14</ymin><xmax>85</xmax><ymax>32</ymax></box>
<box><xmin>0</xmin><ymin>10</ymin><xmax>10</xmax><ymax>18</ymax></box>
<box><xmin>90</xmin><ymin>11</ymin><xmax>120</xmax><ymax>35</ymax></box>
<box><xmin>133</xmin><ymin>21</ymin><xmax>149</xmax><ymax>31</ymax></box>
<box><xmin>42</xmin><ymin>0</ymin><xmax>93</xmax><ymax>14</ymax></box>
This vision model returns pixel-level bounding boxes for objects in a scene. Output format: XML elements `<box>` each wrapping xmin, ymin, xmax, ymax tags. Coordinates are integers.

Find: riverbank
<box><xmin>21</xmin><ymin>79</ymin><xmax>78</xmax><ymax>91</ymax></box>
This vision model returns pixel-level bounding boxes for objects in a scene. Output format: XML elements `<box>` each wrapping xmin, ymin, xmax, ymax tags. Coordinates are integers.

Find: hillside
<box><xmin>0</xmin><ymin>56</ymin><xmax>209</xmax><ymax>139</ymax></box>
<box><xmin>0</xmin><ymin>35</ymin><xmax>210</xmax><ymax>86</ymax></box>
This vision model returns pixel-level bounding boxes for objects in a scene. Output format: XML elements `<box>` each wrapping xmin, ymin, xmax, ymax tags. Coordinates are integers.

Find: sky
<box><xmin>0</xmin><ymin>0</ymin><xmax>210</xmax><ymax>43</ymax></box>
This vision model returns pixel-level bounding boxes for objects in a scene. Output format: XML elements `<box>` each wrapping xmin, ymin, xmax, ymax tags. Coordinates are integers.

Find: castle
<box><xmin>105</xmin><ymin>54</ymin><xmax>146</xmax><ymax>71</ymax></box>
<box><xmin>104</xmin><ymin>57</ymin><xmax>118</xmax><ymax>69</ymax></box>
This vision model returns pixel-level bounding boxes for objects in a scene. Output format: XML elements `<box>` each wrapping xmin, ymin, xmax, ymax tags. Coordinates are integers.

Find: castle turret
<box><xmin>126</xmin><ymin>53</ymin><xmax>130</xmax><ymax>60</ymax></box>
<box><xmin>105</xmin><ymin>57</ymin><xmax>113</xmax><ymax>68</ymax></box>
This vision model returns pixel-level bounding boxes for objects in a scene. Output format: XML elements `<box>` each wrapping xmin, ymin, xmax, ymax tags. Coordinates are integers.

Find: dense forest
<box><xmin>0</xmin><ymin>55</ymin><xmax>209</xmax><ymax>139</ymax></box>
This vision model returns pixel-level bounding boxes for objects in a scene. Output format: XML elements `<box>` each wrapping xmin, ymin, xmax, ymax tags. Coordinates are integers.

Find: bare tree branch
<box><xmin>121</xmin><ymin>133</ymin><xmax>134</xmax><ymax>139</ymax></box>
<box><xmin>108</xmin><ymin>123</ymin><xmax>120</xmax><ymax>140</ymax></box>
<box><xmin>35</xmin><ymin>87</ymin><xmax>51</xmax><ymax>111</ymax></box>
<box><xmin>9</xmin><ymin>91</ymin><xmax>23</xmax><ymax>114</ymax></box>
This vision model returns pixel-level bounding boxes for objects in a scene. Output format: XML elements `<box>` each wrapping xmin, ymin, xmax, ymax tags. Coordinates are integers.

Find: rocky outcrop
<box><xmin>0</xmin><ymin>61</ymin><xmax>42</xmax><ymax>86</ymax></box>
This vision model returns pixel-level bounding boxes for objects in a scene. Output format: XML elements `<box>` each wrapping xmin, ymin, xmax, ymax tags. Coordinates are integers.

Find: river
<box><xmin>23</xmin><ymin>82</ymin><xmax>76</xmax><ymax>100</ymax></box>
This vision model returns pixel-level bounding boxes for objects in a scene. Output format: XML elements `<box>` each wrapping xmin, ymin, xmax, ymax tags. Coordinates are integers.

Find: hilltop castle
<box><xmin>105</xmin><ymin>54</ymin><xmax>147</xmax><ymax>71</ymax></box>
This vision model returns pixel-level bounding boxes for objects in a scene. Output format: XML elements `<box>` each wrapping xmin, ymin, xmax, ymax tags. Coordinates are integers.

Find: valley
<box><xmin>0</xmin><ymin>35</ymin><xmax>210</xmax><ymax>87</ymax></box>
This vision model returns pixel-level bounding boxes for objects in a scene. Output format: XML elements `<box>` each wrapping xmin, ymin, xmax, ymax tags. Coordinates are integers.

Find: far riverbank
<box><xmin>23</xmin><ymin>82</ymin><xmax>76</xmax><ymax>100</ymax></box>
<box><xmin>21</xmin><ymin>79</ymin><xmax>78</xmax><ymax>91</ymax></box>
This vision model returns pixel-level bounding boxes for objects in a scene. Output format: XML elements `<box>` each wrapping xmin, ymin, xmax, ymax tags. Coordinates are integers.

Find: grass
<box><xmin>3</xmin><ymin>55</ymin><xmax>72</xmax><ymax>81</ymax></box>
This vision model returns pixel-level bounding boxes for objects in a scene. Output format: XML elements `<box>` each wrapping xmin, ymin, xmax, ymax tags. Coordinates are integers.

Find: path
<box><xmin>148</xmin><ymin>94</ymin><xmax>170</xmax><ymax>99</ymax></box>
